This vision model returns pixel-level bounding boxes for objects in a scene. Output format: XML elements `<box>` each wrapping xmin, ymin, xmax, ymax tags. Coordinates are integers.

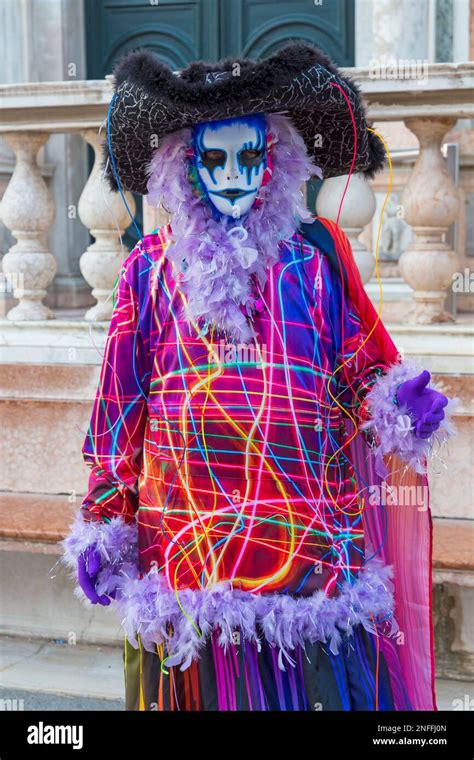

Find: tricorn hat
<box><xmin>104</xmin><ymin>41</ymin><xmax>384</xmax><ymax>195</ymax></box>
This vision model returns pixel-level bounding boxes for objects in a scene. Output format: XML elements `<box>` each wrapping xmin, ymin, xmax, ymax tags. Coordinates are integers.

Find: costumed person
<box><xmin>60</xmin><ymin>42</ymin><xmax>456</xmax><ymax>711</ymax></box>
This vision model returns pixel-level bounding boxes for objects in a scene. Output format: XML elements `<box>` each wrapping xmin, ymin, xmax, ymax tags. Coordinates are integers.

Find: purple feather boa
<box><xmin>60</xmin><ymin>511</ymin><xmax>139</xmax><ymax>603</ymax></box>
<box><xmin>363</xmin><ymin>359</ymin><xmax>458</xmax><ymax>476</ymax></box>
<box><xmin>146</xmin><ymin>113</ymin><xmax>321</xmax><ymax>341</ymax></box>
<box><xmin>115</xmin><ymin>558</ymin><xmax>396</xmax><ymax>672</ymax></box>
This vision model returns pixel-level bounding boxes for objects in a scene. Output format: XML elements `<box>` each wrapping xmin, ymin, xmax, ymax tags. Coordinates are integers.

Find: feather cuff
<box><xmin>363</xmin><ymin>359</ymin><xmax>457</xmax><ymax>475</ymax></box>
<box><xmin>60</xmin><ymin>511</ymin><xmax>139</xmax><ymax>602</ymax></box>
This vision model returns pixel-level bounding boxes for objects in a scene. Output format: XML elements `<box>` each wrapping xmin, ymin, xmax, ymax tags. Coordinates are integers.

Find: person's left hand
<box><xmin>396</xmin><ymin>370</ymin><xmax>449</xmax><ymax>439</ymax></box>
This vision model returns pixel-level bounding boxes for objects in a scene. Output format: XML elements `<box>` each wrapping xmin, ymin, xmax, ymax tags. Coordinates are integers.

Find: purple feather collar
<box><xmin>146</xmin><ymin>114</ymin><xmax>321</xmax><ymax>341</ymax></box>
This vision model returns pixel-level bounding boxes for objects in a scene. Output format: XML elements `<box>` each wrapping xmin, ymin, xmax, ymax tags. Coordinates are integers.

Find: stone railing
<box><xmin>0</xmin><ymin>78</ymin><xmax>134</xmax><ymax>322</ymax></box>
<box><xmin>320</xmin><ymin>63</ymin><xmax>474</xmax><ymax>323</ymax></box>
<box><xmin>0</xmin><ymin>63</ymin><xmax>473</xmax><ymax>323</ymax></box>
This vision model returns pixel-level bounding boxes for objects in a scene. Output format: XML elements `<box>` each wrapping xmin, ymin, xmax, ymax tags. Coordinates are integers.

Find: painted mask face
<box><xmin>192</xmin><ymin>115</ymin><xmax>267</xmax><ymax>218</ymax></box>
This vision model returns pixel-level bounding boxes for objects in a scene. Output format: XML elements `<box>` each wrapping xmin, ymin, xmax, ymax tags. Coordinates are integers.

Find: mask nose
<box><xmin>226</xmin><ymin>152</ymin><xmax>240</xmax><ymax>181</ymax></box>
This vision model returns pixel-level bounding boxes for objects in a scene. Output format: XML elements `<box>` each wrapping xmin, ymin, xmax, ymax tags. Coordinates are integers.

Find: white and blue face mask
<box><xmin>191</xmin><ymin>115</ymin><xmax>267</xmax><ymax>218</ymax></box>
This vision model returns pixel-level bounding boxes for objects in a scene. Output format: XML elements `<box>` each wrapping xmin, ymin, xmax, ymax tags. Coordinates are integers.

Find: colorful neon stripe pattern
<box><xmin>82</xmin><ymin>226</ymin><xmax>390</xmax><ymax>599</ymax></box>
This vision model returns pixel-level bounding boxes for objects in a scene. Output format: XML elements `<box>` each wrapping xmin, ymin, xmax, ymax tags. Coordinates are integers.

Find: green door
<box><xmin>85</xmin><ymin>0</ymin><xmax>354</xmax><ymax>227</ymax></box>
<box><xmin>220</xmin><ymin>0</ymin><xmax>354</xmax><ymax>64</ymax></box>
<box><xmin>85</xmin><ymin>0</ymin><xmax>221</xmax><ymax>77</ymax></box>
<box><xmin>86</xmin><ymin>0</ymin><xmax>354</xmax><ymax>78</ymax></box>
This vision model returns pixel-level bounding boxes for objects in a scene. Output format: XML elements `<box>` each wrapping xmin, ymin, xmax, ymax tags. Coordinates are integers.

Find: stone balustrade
<box><xmin>0</xmin><ymin>64</ymin><xmax>473</xmax><ymax>322</ymax></box>
<box><xmin>0</xmin><ymin>78</ymin><xmax>136</xmax><ymax>322</ymax></box>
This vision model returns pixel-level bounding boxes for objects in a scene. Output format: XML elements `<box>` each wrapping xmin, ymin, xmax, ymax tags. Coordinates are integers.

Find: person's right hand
<box><xmin>77</xmin><ymin>546</ymin><xmax>112</xmax><ymax>605</ymax></box>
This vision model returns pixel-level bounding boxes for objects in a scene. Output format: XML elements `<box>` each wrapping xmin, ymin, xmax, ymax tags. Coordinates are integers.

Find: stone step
<box><xmin>0</xmin><ymin>494</ymin><xmax>123</xmax><ymax>646</ymax></box>
<box><xmin>0</xmin><ymin>491</ymin><xmax>75</xmax><ymax>549</ymax></box>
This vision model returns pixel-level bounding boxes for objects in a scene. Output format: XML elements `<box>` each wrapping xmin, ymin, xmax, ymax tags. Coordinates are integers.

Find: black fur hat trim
<box><xmin>104</xmin><ymin>41</ymin><xmax>384</xmax><ymax>194</ymax></box>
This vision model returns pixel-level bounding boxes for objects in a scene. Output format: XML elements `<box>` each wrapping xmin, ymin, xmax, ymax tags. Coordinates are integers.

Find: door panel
<box><xmin>86</xmin><ymin>0</ymin><xmax>220</xmax><ymax>77</ymax></box>
<box><xmin>221</xmin><ymin>0</ymin><xmax>354</xmax><ymax>64</ymax></box>
<box><xmin>86</xmin><ymin>0</ymin><xmax>354</xmax><ymax>77</ymax></box>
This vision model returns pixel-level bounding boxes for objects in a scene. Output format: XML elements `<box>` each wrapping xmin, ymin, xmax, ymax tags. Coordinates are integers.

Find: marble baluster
<box><xmin>78</xmin><ymin>128</ymin><xmax>136</xmax><ymax>321</ymax></box>
<box><xmin>0</xmin><ymin>132</ymin><xmax>56</xmax><ymax>320</ymax></box>
<box><xmin>316</xmin><ymin>173</ymin><xmax>377</xmax><ymax>284</ymax></box>
<box><xmin>399</xmin><ymin>118</ymin><xmax>460</xmax><ymax>323</ymax></box>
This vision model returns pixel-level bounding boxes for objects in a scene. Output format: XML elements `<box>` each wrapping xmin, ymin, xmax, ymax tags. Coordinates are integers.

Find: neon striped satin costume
<box><xmin>68</xmin><ymin>219</ymin><xmax>438</xmax><ymax>712</ymax></box>
<box><xmin>60</xmin><ymin>77</ymin><xmax>449</xmax><ymax>710</ymax></box>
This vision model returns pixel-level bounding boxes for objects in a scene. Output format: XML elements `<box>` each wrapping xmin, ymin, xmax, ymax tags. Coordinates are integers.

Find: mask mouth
<box><xmin>208</xmin><ymin>187</ymin><xmax>256</xmax><ymax>202</ymax></box>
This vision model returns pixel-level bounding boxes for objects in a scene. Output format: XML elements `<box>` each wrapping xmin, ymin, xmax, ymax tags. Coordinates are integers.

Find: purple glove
<box><xmin>77</xmin><ymin>546</ymin><xmax>113</xmax><ymax>605</ymax></box>
<box><xmin>396</xmin><ymin>370</ymin><xmax>448</xmax><ymax>440</ymax></box>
